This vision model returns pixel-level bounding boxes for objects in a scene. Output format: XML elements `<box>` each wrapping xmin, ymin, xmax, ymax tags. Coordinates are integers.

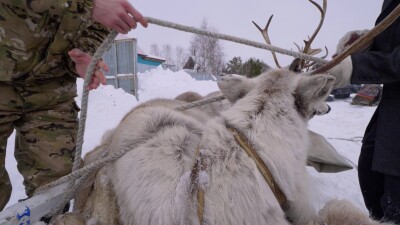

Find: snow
<box><xmin>5</xmin><ymin>66</ymin><xmax>374</xmax><ymax>214</ymax></box>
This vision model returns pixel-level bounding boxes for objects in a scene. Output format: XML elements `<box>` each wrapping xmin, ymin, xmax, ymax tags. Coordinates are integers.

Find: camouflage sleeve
<box><xmin>75</xmin><ymin>22</ymin><xmax>110</xmax><ymax>56</ymax></box>
<box><xmin>65</xmin><ymin>22</ymin><xmax>110</xmax><ymax>76</ymax></box>
<box><xmin>0</xmin><ymin>0</ymin><xmax>93</xmax><ymax>16</ymax></box>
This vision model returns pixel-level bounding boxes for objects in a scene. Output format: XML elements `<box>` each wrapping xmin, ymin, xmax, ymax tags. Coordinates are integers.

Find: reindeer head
<box><xmin>294</xmin><ymin>73</ymin><xmax>335</xmax><ymax>119</ymax></box>
<box><xmin>218</xmin><ymin>69</ymin><xmax>335</xmax><ymax>121</ymax></box>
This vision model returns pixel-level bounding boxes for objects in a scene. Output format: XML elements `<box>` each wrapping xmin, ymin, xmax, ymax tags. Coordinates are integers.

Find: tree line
<box><xmin>149</xmin><ymin>19</ymin><xmax>270</xmax><ymax>78</ymax></box>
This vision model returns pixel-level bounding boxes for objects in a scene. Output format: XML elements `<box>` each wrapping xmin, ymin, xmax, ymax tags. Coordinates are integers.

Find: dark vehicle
<box><xmin>331</xmin><ymin>85</ymin><xmax>353</xmax><ymax>99</ymax></box>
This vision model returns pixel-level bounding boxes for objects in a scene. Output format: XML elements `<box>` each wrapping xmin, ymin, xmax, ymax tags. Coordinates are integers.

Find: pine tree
<box><xmin>223</xmin><ymin>57</ymin><xmax>242</xmax><ymax>74</ymax></box>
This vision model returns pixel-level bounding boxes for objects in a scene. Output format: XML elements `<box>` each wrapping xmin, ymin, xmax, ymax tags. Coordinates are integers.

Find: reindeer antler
<box><xmin>304</xmin><ymin>46</ymin><xmax>328</xmax><ymax>70</ymax></box>
<box><xmin>254</xmin><ymin>0</ymin><xmax>328</xmax><ymax>72</ymax></box>
<box><xmin>302</xmin><ymin>0</ymin><xmax>327</xmax><ymax>55</ymax></box>
<box><xmin>295</xmin><ymin>0</ymin><xmax>327</xmax><ymax>71</ymax></box>
<box><xmin>253</xmin><ymin>15</ymin><xmax>283</xmax><ymax>68</ymax></box>
<box><xmin>251</xmin><ymin>0</ymin><xmax>400</xmax><ymax>74</ymax></box>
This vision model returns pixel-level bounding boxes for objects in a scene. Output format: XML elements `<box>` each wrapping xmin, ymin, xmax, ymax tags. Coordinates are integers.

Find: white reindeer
<box><xmin>107</xmin><ymin>69</ymin><xmax>333</xmax><ymax>225</ymax></box>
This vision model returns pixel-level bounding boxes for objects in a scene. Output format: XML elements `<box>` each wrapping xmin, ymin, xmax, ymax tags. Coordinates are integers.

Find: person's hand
<box><xmin>92</xmin><ymin>0</ymin><xmax>148</xmax><ymax>34</ymax></box>
<box><xmin>68</xmin><ymin>48</ymin><xmax>109</xmax><ymax>90</ymax></box>
<box><xmin>327</xmin><ymin>56</ymin><xmax>353</xmax><ymax>89</ymax></box>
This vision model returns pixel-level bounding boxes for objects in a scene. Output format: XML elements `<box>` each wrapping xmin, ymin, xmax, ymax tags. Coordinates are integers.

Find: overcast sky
<box><xmin>127</xmin><ymin>0</ymin><xmax>382</xmax><ymax>67</ymax></box>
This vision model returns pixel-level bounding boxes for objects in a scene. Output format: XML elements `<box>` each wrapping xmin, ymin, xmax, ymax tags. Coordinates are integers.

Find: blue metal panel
<box><xmin>137</xmin><ymin>56</ymin><xmax>163</xmax><ymax>67</ymax></box>
<box><xmin>105</xmin><ymin>76</ymin><xmax>117</xmax><ymax>88</ymax></box>
<box><xmin>137</xmin><ymin>63</ymin><xmax>159</xmax><ymax>73</ymax></box>
<box><xmin>103</xmin><ymin>44</ymin><xmax>117</xmax><ymax>77</ymax></box>
<box><xmin>102</xmin><ymin>38</ymin><xmax>139</xmax><ymax>98</ymax></box>
<box><xmin>115</xmin><ymin>39</ymin><xmax>137</xmax><ymax>74</ymax></box>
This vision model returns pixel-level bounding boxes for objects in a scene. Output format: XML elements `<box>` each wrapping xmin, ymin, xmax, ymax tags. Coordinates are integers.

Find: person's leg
<box><xmin>21</xmin><ymin>87</ymin><xmax>78</xmax><ymax>223</ymax></box>
<box><xmin>358</xmin><ymin>116</ymin><xmax>385</xmax><ymax>220</ymax></box>
<box><xmin>0</xmin><ymin>82</ymin><xmax>23</xmax><ymax>211</ymax></box>
<box><xmin>14</xmin><ymin>99</ymin><xmax>79</xmax><ymax>197</ymax></box>
<box><xmin>358</xmin><ymin>140</ymin><xmax>385</xmax><ymax>220</ymax></box>
<box><xmin>381</xmin><ymin>174</ymin><xmax>400</xmax><ymax>223</ymax></box>
<box><xmin>13</xmin><ymin>77</ymin><xmax>79</xmax><ymax>197</ymax></box>
<box><xmin>0</xmin><ymin>125</ymin><xmax>13</xmax><ymax>211</ymax></box>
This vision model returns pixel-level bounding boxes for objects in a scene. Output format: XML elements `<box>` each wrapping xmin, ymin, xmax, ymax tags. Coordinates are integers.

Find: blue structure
<box><xmin>137</xmin><ymin>47</ymin><xmax>166</xmax><ymax>73</ymax></box>
<box><xmin>102</xmin><ymin>37</ymin><xmax>166</xmax><ymax>100</ymax></box>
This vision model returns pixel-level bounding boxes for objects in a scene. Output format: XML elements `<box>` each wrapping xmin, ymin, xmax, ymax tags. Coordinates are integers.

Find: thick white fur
<box><xmin>68</xmin><ymin>98</ymin><xmax>211</xmax><ymax>225</ymax></box>
<box><xmin>175</xmin><ymin>90</ymin><xmax>231</xmax><ymax>117</ymax></box>
<box><xmin>319</xmin><ymin>199</ymin><xmax>396</xmax><ymax>225</ymax></box>
<box><xmin>109</xmin><ymin>69</ymin><xmax>335</xmax><ymax>225</ymax></box>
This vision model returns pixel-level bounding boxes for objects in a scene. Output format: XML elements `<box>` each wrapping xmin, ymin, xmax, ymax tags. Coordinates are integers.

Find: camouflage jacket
<box><xmin>0</xmin><ymin>0</ymin><xmax>110</xmax><ymax>83</ymax></box>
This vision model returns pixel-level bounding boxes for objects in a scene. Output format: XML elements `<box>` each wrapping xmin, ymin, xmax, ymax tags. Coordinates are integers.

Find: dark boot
<box><xmin>381</xmin><ymin>175</ymin><xmax>400</xmax><ymax>224</ymax></box>
<box><xmin>40</xmin><ymin>202</ymin><xmax>70</xmax><ymax>224</ymax></box>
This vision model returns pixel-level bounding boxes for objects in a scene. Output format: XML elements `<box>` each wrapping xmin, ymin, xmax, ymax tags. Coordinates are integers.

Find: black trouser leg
<box><xmin>381</xmin><ymin>174</ymin><xmax>400</xmax><ymax>223</ymax></box>
<box><xmin>358</xmin><ymin>140</ymin><xmax>385</xmax><ymax>220</ymax></box>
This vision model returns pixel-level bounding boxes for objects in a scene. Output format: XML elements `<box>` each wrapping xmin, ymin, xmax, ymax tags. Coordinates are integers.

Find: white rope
<box><xmin>43</xmin><ymin>31</ymin><xmax>119</xmax><ymax>218</ymax></box>
<box><xmin>174</xmin><ymin>94</ymin><xmax>225</xmax><ymax>110</ymax></box>
<box><xmin>146</xmin><ymin>17</ymin><xmax>328</xmax><ymax>64</ymax></box>
<box><xmin>35</xmin><ymin>94</ymin><xmax>226</xmax><ymax>194</ymax></box>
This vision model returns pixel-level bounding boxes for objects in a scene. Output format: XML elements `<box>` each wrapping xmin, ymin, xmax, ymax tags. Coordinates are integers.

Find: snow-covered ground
<box><xmin>5</xmin><ymin>67</ymin><xmax>375</xmax><ymax>214</ymax></box>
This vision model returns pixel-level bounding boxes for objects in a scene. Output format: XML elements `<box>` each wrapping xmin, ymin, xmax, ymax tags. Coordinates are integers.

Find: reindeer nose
<box><xmin>326</xmin><ymin>104</ymin><xmax>331</xmax><ymax>114</ymax></box>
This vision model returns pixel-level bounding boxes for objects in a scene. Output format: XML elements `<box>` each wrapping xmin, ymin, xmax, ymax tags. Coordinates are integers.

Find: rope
<box><xmin>228</xmin><ymin>127</ymin><xmax>287</xmax><ymax>206</ymax></box>
<box><xmin>73</xmin><ymin>31</ymin><xmax>118</xmax><ymax>172</ymax></box>
<box><xmin>174</xmin><ymin>94</ymin><xmax>225</xmax><ymax>110</ymax></box>
<box><xmin>145</xmin><ymin>17</ymin><xmax>328</xmax><ymax>64</ymax></box>
<box><xmin>40</xmin><ymin>19</ymin><xmax>329</xmax><ymax>211</ymax></box>
<box><xmin>31</xmin><ymin>7</ymin><xmax>400</xmax><ymax>220</ymax></box>
<box><xmin>37</xmin><ymin>16</ymin><xmax>343</xmax><ymax>210</ymax></box>
<box><xmin>34</xmin><ymin>94</ymin><xmax>225</xmax><ymax>195</ymax></box>
<box><xmin>35</xmin><ymin>146</ymin><xmax>113</xmax><ymax>195</ymax></box>
<box><xmin>312</xmin><ymin>3</ymin><xmax>400</xmax><ymax>74</ymax></box>
<box><xmin>43</xmin><ymin>31</ymin><xmax>119</xmax><ymax>218</ymax></box>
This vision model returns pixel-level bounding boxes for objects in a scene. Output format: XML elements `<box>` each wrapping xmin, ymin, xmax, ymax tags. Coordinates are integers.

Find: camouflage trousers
<box><xmin>0</xmin><ymin>76</ymin><xmax>79</xmax><ymax>211</ymax></box>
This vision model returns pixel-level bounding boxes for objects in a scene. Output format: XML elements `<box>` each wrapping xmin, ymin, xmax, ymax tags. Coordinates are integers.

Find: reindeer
<box><xmin>58</xmin><ymin>69</ymin><xmax>332</xmax><ymax>225</ymax></box>
<box><xmin>50</xmin><ymin>1</ymin><xmax>394</xmax><ymax>224</ymax></box>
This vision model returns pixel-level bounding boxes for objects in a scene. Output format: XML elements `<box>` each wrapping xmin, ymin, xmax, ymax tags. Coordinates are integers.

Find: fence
<box><xmin>184</xmin><ymin>69</ymin><xmax>221</xmax><ymax>81</ymax></box>
<box><xmin>103</xmin><ymin>38</ymin><xmax>139</xmax><ymax>100</ymax></box>
<box><xmin>105</xmin><ymin>74</ymin><xmax>138</xmax><ymax>99</ymax></box>
<box><xmin>102</xmin><ymin>38</ymin><xmax>221</xmax><ymax>99</ymax></box>
<box><xmin>137</xmin><ymin>63</ymin><xmax>159</xmax><ymax>73</ymax></box>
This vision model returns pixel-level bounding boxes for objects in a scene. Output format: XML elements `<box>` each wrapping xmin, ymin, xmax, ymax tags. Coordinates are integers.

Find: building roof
<box><xmin>137</xmin><ymin>46</ymin><xmax>166</xmax><ymax>62</ymax></box>
<box><xmin>114</xmin><ymin>35</ymin><xmax>166</xmax><ymax>63</ymax></box>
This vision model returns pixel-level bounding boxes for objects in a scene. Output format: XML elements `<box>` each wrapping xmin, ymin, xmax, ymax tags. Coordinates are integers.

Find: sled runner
<box><xmin>0</xmin><ymin>183</ymin><xmax>70</xmax><ymax>224</ymax></box>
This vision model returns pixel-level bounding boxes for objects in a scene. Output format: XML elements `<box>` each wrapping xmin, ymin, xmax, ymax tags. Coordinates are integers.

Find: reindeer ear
<box><xmin>217</xmin><ymin>74</ymin><xmax>254</xmax><ymax>103</ymax></box>
<box><xmin>297</xmin><ymin>74</ymin><xmax>335</xmax><ymax>101</ymax></box>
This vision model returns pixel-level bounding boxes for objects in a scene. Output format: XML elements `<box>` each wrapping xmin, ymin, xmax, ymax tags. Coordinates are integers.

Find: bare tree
<box><xmin>161</xmin><ymin>44</ymin><xmax>174</xmax><ymax>65</ymax></box>
<box><xmin>189</xmin><ymin>18</ymin><xmax>225</xmax><ymax>75</ymax></box>
<box><xmin>175</xmin><ymin>45</ymin><xmax>187</xmax><ymax>70</ymax></box>
<box><xmin>150</xmin><ymin>43</ymin><xmax>161</xmax><ymax>56</ymax></box>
